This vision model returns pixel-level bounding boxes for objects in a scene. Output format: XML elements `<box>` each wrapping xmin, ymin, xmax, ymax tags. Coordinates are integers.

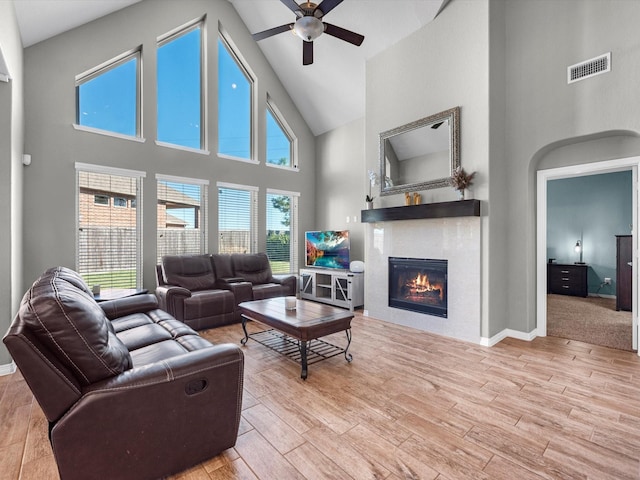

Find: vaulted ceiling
<box><xmin>13</xmin><ymin>0</ymin><xmax>448</xmax><ymax>135</ymax></box>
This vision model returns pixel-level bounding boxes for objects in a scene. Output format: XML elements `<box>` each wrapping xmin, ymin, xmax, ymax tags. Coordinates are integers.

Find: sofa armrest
<box><xmin>216</xmin><ymin>276</ymin><xmax>246</xmax><ymax>285</ymax></box>
<box><xmin>271</xmin><ymin>274</ymin><xmax>298</xmax><ymax>295</ymax></box>
<box><xmin>99</xmin><ymin>294</ymin><xmax>159</xmax><ymax>320</ymax></box>
<box><xmin>216</xmin><ymin>280</ymin><xmax>253</xmax><ymax>304</ymax></box>
<box><xmin>155</xmin><ymin>285</ymin><xmax>191</xmax><ymax>321</ymax></box>
<box><xmin>52</xmin><ymin>344</ymin><xmax>244</xmax><ymax>480</ymax></box>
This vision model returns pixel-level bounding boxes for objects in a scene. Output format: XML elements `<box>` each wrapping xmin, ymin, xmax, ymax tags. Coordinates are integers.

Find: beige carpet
<box><xmin>547</xmin><ymin>294</ymin><xmax>633</xmax><ymax>351</ymax></box>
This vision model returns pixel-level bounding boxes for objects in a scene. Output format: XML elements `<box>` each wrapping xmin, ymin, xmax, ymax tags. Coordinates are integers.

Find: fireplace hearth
<box><xmin>388</xmin><ymin>257</ymin><xmax>448</xmax><ymax>317</ymax></box>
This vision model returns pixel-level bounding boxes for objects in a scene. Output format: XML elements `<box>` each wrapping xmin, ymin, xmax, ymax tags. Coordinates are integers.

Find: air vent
<box><xmin>568</xmin><ymin>52</ymin><xmax>611</xmax><ymax>84</ymax></box>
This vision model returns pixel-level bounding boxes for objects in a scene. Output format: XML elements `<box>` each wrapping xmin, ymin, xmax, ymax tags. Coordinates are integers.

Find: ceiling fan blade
<box><xmin>280</xmin><ymin>0</ymin><xmax>302</xmax><ymax>14</ymax></box>
<box><xmin>252</xmin><ymin>23</ymin><xmax>294</xmax><ymax>42</ymax></box>
<box><xmin>323</xmin><ymin>23</ymin><xmax>364</xmax><ymax>46</ymax></box>
<box><xmin>303</xmin><ymin>40</ymin><xmax>314</xmax><ymax>65</ymax></box>
<box><xmin>315</xmin><ymin>0</ymin><xmax>343</xmax><ymax>16</ymax></box>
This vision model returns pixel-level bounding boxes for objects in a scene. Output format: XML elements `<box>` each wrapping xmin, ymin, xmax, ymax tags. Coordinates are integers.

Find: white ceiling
<box><xmin>13</xmin><ymin>0</ymin><xmax>447</xmax><ymax>135</ymax></box>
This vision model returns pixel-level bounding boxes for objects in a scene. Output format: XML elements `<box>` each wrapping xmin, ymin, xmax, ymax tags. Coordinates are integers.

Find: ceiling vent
<box><xmin>568</xmin><ymin>52</ymin><xmax>611</xmax><ymax>84</ymax></box>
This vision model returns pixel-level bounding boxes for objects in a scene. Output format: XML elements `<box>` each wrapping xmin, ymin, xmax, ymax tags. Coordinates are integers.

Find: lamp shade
<box><xmin>293</xmin><ymin>16</ymin><xmax>324</xmax><ymax>42</ymax></box>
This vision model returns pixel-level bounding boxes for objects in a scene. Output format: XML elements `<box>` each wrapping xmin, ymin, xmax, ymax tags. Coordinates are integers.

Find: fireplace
<box><xmin>388</xmin><ymin>257</ymin><xmax>448</xmax><ymax>317</ymax></box>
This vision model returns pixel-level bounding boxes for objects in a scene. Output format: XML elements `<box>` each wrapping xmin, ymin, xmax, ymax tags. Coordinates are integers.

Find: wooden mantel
<box><xmin>361</xmin><ymin>199</ymin><xmax>480</xmax><ymax>223</ymax></box>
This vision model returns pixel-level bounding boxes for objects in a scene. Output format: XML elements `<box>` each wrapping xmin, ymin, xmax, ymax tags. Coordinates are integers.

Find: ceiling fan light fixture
<box><xmin>293</xmin><ymin>16</ymin><xmax>324</xmax><ymax>42</ymax></box>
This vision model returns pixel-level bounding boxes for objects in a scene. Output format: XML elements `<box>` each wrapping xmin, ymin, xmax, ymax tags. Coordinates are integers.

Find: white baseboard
<box><xmin>0</xmin><ymin>361</ymin><xmax>16</xmax><ymax>376</ymax></box>
<box><xmin>481</xmin><ymin>328</ymin><xmax>538</xmax><ymax>347</ymax></box>
<box><xmin>588</xmin><ymin>293</ymin><xmax>616</xmax><ymax>299</ymax></box>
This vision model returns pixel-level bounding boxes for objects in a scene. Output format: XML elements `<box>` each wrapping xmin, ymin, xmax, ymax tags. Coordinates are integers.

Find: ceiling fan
<box><xmin>252</xmin><ymin>0</ymin><xmax>365</xmax><ymax>65</ymax></box>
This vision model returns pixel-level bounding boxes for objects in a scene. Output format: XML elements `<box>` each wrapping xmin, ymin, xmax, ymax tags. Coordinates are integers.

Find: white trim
<box><xmin>266</xmin><ymin>163</ymin><xmax>300</xmax><ymax>173</ymax></box>
<box><xmin>0</xmin><ymin>361</ymin><xmax>16</xmax><ymax>376</ymax></box>
<box><xmin>216</xmin><ymin>181</ymin><xmax>259</xmax><ymax>192</ymax></box>
<box><xmin>156</xmin><ymin>173</ymin><xmax>209</xmax><ymax>185</ymax></box>
<box><xmin>266</xmin><ymin>94</ymin><xmax>298</xmax><ymax>169</ymax></box>
<box><xmin>73</xmin><ymin>124</ymin><xmax>145</xmax><ymax>143</ymax></box>
<box><xmin>217</xmin><ymin>153</ymin><xmax>260</xmax><ymax>165</ymax></box>
<box><xmin>0</xmin><ymin>43</ymin><xmax>11</xmax><ymax>82</ymax></box>
<box><xmin>75</xmin><ymin>162</ymin><xmax>146</xmax><ymax>178</ymax></box>
<box><xmin>155</xmin><ymin>140</ymin><xmax>210</xmax><ymax>156</ymax></box>
<box><xmin>537</xmin><ymin>157</ymin><xmax>640</xmax><ymax>354</ymax></box>
<box><xmin>480</xmin><ymin>328</ymin><xmax>538</xmax><ymax>347</ymax></box>
<box><xmin>267</xmin><ymin>188</ymin><xmax>301</xmax><ymax>197</ymax></box>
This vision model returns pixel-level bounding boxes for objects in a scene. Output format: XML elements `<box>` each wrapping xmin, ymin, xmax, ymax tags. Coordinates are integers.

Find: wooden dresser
<box><xmin>547</xmin><ymin>263</ymin><xmax>588</xmax><ymax>297</ymax></box>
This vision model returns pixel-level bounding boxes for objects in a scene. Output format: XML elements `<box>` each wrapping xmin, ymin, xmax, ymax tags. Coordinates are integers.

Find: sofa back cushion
<box><xmin>231</xmin><ymin>253</ymin><xmax>272</xmax><ymax>285</ymax></box>
<box><xmin>162</xmin><ymin>254</ymin><xmax>217</xmax><ymax>291</ymax></box>
<box><xmin>211</xmin><ymin>254</ymin><xmax>234</xmax><ymax>279</ymax></box>
<box><xmin>18</xmin><ymin>267</ymin><xmax>132</xmax><ymax>386</ymax></box>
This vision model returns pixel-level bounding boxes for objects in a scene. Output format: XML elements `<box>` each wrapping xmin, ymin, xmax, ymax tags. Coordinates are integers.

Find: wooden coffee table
<box><xmin>238</xmin><ymin>297</ymin><xmax>353</xmax><ymax>379</ymax></box>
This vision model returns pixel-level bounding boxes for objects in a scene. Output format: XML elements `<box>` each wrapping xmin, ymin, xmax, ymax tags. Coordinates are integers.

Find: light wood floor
<box><xmin>2</xmin><ymin>313</ymin><xmax>640</xmax><ymax>479</ymax></box>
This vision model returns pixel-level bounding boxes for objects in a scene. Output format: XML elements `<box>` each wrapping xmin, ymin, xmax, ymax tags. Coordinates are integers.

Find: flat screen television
<box><xmin>305</xmin><ymin>230</ymin><xmax>350</xmax><ymax>270</ymax></box>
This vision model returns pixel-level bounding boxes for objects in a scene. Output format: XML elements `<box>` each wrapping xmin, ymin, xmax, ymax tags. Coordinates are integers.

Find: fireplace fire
<box><xmin>388</xmin><ymin>257</ymin><xmax>448</xmax><ymax>317</ymax></box>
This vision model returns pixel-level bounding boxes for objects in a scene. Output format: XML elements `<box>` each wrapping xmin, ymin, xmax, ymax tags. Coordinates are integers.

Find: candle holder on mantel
<box><xmin>413</xmin><ymin>192</ymin><xmax>421</xmax><ymax>205</ymax></box>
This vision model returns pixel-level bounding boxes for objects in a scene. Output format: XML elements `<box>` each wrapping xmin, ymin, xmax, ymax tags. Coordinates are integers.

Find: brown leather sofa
<box><xmin>157</xmin><ymin>253</ymin><xmax>297</xmax><ymax>328</ymax></box>
<box><xmin>3</xmin><ymin>266</ymin><xmax>244</xmax><ymax>480</ymax></box>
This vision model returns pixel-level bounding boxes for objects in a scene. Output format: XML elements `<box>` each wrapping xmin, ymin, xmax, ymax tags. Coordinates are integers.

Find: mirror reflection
<box><xmin>379</xmin><ymin>106</ymin><xmax>460</xmax><ymax>196</ymax></box>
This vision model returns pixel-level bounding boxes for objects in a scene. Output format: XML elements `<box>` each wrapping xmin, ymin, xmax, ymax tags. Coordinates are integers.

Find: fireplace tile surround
<box><xmin>364</xmin><ymin>216</ymin><xmax>481</xmax><ymax>344</ymax></box>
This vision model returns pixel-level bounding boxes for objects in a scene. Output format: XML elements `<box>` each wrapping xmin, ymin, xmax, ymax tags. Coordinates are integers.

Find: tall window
<box><xmin>218</xmin><ymin>183</ymin><xmax>258</xmax><ymax>254</ymax></box>
<box><xmin>266</xmin><ymin>100</ymin><xmax>295</xmax><ymax>168</ymax></box>
<box><xmin>75</xmin><ymin>49</ymin><xmax>141</xmax><ymax>138</ymax></box>
<box><xmin>157</xmin><ymin>20</ymin><xmax>204</xmax><ymax>150</ymax></box>
<box><xmin>266</xmin><ymin>189</ymin><xmax>299</xmax><ymax>274</ymax></box>
<box><xmin>76</xmin><ymin>163</ymin><xmax>145</xmax><ymax>289</ymax></box>
<box><xmin>157</xmin><ymin>175</ymin><xmax>208</xmax><ymax>263</ymax></box>
<box><xmin>218</xmin><ymin>35</ymin><xmax>253</xmax><ymax>160</ymax></box>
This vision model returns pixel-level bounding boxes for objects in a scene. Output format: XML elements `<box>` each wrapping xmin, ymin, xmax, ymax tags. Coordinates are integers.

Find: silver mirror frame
<box><xmin>379</xmin><ymin>106</ymin><xmax>460</xmax><ymax>196</ymax></box>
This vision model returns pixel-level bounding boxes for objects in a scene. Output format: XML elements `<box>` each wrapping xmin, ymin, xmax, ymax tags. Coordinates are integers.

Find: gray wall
<box><xmin>0</xmin><ymin>2</ymin><xmax>24</xmax><ymax>367</ymax></box>
<box><xmin>504</xmin><ymin>0</ymin><xmax>640</xmax><ymax>335</ymax></box>
<box><xmin>314</xmin><ymin>117</ymin><xmax>365</xmax><ymax>262</ymax></box>
<box><xmin>547</xmin><ymin>171</ymin><xmax>632</xmax><ymax>295</ymax></box>
<box><xmin>21</xmin><ymin>0</ymin><xmax>316</xmax><ymax>292</ymax></box>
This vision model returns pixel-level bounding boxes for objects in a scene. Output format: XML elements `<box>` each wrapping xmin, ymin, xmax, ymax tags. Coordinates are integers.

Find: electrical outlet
<box><xmin>604</xmin><ymin>277</ymin><xmax>612</xmax><ymax>285</ymax></box>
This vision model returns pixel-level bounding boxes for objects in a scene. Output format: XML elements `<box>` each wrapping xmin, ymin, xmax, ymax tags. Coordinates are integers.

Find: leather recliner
<box><xmin>3</xmin><ymin>266</ymin><xmax>244</xmax><ymax>480</ymax></box>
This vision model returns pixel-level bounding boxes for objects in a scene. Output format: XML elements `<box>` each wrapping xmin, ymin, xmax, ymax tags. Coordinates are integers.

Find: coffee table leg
<box><xmin>344</xmin><ymin>329</ymin><xmax>353</xmax><ymax>362</ymax></box>
<box><xmin>300</xmin><ymin>340</ymin><xmax>308</xmax><ymax>380</ymax></box>
<box><xmin>240</xmin><ymin>315</ymin><xmax>249</xmax><ymax>345</ymax></box>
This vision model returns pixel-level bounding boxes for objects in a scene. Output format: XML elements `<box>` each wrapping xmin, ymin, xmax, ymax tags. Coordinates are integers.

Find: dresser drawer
<box><xmin>547</xmin><ymin>264</ymin><xmax>588</xmax><ymax>297</ymax></box>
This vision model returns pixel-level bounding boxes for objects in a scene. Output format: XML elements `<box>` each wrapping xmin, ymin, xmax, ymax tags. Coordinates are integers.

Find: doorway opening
<box><xmin>537</xmin><ymin>157</ymin><xmax>639</xmax><ymax>352</ymax></box>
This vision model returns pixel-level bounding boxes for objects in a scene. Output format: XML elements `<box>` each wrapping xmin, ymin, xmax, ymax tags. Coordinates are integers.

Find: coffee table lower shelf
<box><xmin>241</xmin><ymin>327</ymin><xmax>352</xmax><ymax>379</ymax></box>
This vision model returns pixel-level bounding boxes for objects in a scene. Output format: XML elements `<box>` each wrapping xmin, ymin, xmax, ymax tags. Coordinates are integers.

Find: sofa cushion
<box><xmin>19</xmin><ymin>267</ymin><xmax>132</xmax><ymax>385</ymax></box>
<box><xmin>231</xmin><ymin>253</ymin><xmax>272</xmax><ymax>285</ymax></box>
<box><xmin>162</xmin><ymin>254</ymin><xmax>217</xmax><ymax>291</ymax></box>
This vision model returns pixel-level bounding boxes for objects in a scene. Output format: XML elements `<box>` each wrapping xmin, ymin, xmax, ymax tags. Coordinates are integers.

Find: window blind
<box><xmin>157</xmin><ymin>177</ymin><xmax>207</xmax><ymax>263</ymax></box>
<box><xmin>266</xmin><ymin>190</ymin><xmax>299</xmax><ymax>274</ymax></box>
<box><xmin>218</xmin><ymin>183</ymin><xmax>258</xmax><ymax>254</ymax></box>
<box><xmin>76</xmin><ymin>168</ymin><xmax>142</xmax><ymax>289</ymax></box>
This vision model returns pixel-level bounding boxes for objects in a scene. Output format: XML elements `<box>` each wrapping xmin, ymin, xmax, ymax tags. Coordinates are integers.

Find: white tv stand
<box><xmin>299</xmin><ymin>268</ymin><xmax>364</xmax><ymax>311</ymax></box>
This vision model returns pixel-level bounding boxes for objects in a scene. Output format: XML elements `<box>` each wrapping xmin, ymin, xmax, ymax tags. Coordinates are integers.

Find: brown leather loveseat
<box><xmin>3</xmin><ymin>266</ymin><xmax>244</xmax><ymax>480</ymax></box>
<box><xmin>156</xmin><ymin>252</ymin><xmax>297</xmax><ymax>329</ymax></box>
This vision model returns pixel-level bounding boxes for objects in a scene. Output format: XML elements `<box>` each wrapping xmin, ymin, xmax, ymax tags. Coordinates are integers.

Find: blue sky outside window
<box><xmin>218</xmin><ymin>38</ymin><xmax>251</xmax><ymax>159</ymax></box>
<box><xmin>266</xmin><ymin>108</ymin><xmax>291</xmax><ymax>167</ymax></box>
<box><xmin>158</xmin><ymin>27</ymin><xmax>202</xmax><ymax>149</ymax></box>
<box><xmin>77</xmin><ymin>56</ymin><xmax>137</xmax><ymax>136</ymax></box>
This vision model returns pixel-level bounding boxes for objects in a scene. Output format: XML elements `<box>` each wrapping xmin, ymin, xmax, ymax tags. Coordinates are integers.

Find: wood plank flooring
<box><xmin>2</xmin><ymin>312</ymin><xmax>640</xmax><ymax>479</ymax></box>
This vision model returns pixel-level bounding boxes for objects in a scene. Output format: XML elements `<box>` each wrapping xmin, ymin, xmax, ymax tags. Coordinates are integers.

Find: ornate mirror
<box><xmin>379</xmin><ymin>106</ymin><xmax>460</xmax><ymax>196</ymax></box>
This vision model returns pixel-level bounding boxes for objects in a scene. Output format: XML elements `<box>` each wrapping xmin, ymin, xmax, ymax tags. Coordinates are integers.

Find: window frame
<box><xmin>266</xmin><ymin>96</ymin><xmax>298</xmax><ymax>171</ymax></box>
<box><xmin>75</xmin><ymin>162</ymin><xmax>146</xmax><ymax>289</ymax></box>
<box><xmin>156</xmin><ymin>17</ymin><xmax>208</xmax><ymax>154</ymax></box>
<box><xmin>217</xmin><ymin>27</ymin><xmax>257</xmax><ymax>164</ymax></box>
<box><xmin>156</xmin><ymin>173</ymin><xmax>209</xmax><ymax>263</ymax></box>
<box><xmin>217</xmin><ymin>181</ymin><xmax>258</xmax><ymax>254</ymax></box>
<box><xmin>74</xmin><ymin>48</ymin><xmax>144</xmax><ymax>142</ymax></box>
<box><xmin>265</xmin><ymin>188</ymin><xmax>299</xmax><ymax>274</ymax></box>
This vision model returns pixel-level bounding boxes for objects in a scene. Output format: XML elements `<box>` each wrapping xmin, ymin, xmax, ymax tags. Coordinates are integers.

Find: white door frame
<box><xmin>536</xmin><ymin>157</ymin><xmax>639</xmax><ymax>353</ymax></box>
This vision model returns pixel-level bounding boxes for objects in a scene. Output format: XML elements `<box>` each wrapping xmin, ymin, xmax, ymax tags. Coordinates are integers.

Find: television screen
<box><xmin>305</xmin><ymin>230</ymin><xmax>350</xmax><ymax>270</ymax></box>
